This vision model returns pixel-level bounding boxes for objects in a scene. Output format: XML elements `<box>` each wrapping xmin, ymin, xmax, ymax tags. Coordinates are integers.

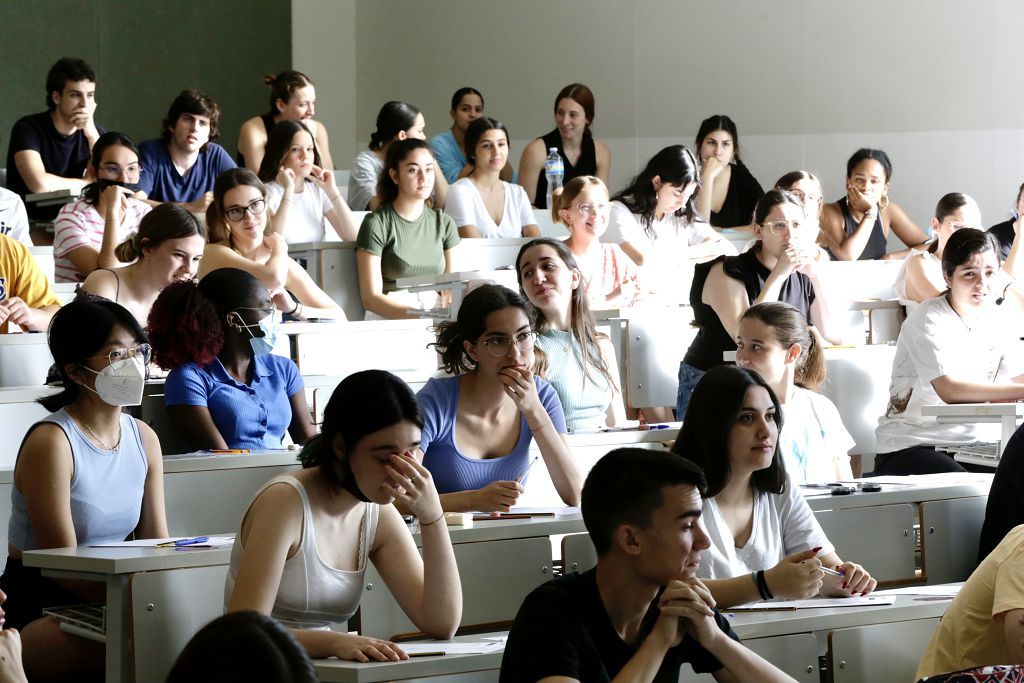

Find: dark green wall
<box><xmin>0</xmin><ymin>0</ymin><xmax>291</xmax><ymax>165</ymax></box>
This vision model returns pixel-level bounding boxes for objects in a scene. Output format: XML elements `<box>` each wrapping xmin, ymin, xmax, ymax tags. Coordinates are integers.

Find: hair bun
<box><xmin>263</xmin><ymin>74</ymin><xmax>276</xmax><ymax>86</ymax></box>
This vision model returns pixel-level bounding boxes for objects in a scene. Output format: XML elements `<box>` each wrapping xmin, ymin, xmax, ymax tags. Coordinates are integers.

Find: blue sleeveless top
<box><xmin>9</xmin><ymin>408</ymin><xmax>149</xmax><ymax>551</ymax></box>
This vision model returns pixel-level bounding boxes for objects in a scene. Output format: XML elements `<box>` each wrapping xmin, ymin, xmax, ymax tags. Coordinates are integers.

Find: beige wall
<box><xmin>293</xmin><ymin>0</ymin><xmax>1024</xmax><ymax>229</ymax></box>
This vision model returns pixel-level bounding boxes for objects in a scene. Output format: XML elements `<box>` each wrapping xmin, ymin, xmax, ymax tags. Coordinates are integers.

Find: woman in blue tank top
<box><xmin>1</xmin><ymin>299</ymin><xmax>168</xmax><ymax>680</ymax></box>
<box><xmin>226</xmin><ymin>370</ymin><xmax>461</xmax><ymax>662</ymax></box>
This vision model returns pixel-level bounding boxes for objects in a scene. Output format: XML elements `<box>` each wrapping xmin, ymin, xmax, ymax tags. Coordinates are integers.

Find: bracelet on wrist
<box><xmin>527</xmin><ymin>420</ymin><xmax>553</xmax><ymax>432</ymax></box>
<box><xmin>287</xmin><ymin>299</ymin><xmax>300</xmax><ymax>315</ymax></box>
<box><xmin>419</xmin><ymin>513</ymin><xmax>445</xmax><ymax>526</ymax></box>
<box><xmin>755</xmin><ymin>569</ymin><xmax>774</xmax><ymax>600</ymax></box>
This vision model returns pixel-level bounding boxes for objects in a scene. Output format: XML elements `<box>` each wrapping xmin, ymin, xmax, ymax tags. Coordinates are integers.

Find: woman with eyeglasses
<box><xmin>516</xmin><ymin>237</ymin><xmax>627</xmax><ymax>432</ymax></box>
<box><xmin>78</xmin><ymin>203</ymin><xmax>206</xmax><ymax>327</ymax></box>
<box><xmin>149</xmin><ymin>267</ymin><xmax>317</xmax><ymax>452</ymax></box>
<box><xmin>415</xmin><ymin>284</ymin><xmax>581</xmax><ymax>512</ymax></box>
<box><xmin>355</xmin><ymin>139</ymin><xmax>460</xmax><ymax>320</ymax></box>
<box><xmin>676</xmin><ymin>190</ymin><xmax>847</xmax><ymax>418</ymax></box>
<box><xmin>556</xmin><ymin>176</ymin><xmax>641</xmax><ymax>310</ymax></box>
<box><xmin>774</xmin><ymin>171</ymin><xmax>824</xmax><ymax>233</ymax></box>
<box><xmin>819</xmin><ymin>148</ymin><xmax>929</xmax><ymax>260</ymax></box>
<box><xmin>1</xmin><ymin>300</ymin><xmax>167</xmax><ymax>679</ymax></box>
<box><xmin>53</xmin><ymin>131</ymin><xmax>152</xmax><ymax>283</ymax></box>
<box><xmin>894</xmin><ymin>193</ymin><xmax>983</xmax><ymax>307</ymax></box>
<box><xmin>198</xmin><ymin>168</ymin><xmax>343</xmax><ymax>320</ymax></box>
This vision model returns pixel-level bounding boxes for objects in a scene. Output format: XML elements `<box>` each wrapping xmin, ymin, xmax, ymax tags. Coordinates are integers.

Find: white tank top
<box><xmin>225</xmin><ymin>475</ymin><xmax>379</xmax><ymax>629</ymax></box>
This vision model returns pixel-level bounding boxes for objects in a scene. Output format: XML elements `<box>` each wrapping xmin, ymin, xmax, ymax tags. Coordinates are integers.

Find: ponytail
<box><xmin>741</xmin><ymin>302</ymin><xmax>826</xmax><ymax>390</ymax></box>
<box><xmin>549</xmin><ymin>187</ymin><xmax>566</xmax><ymax>225</ymax></box>
<box><xmin>115</xmin><ymin>232</ymin><xmax>142</xmax><ymax>263</ymax></box>
<box><xmin>794</xmin><ymin>325</ymin><xmax>826</xmax><ymax>390</ymax></box>
<box><xmin>432</xmin><ymin>320</ymin><xmax>472</xmax><ymax>374</ymax></box>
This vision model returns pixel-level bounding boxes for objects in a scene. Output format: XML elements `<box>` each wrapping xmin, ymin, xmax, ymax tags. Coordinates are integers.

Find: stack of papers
<box><xmin>730</xmin><ymin>596</ymin><xmax>896</xmax><ymax>610</ymax></box>
<box><xmin>399</xmin><ymin>641</ymin><xmax>504</xmax><ymax>656</ymax></box>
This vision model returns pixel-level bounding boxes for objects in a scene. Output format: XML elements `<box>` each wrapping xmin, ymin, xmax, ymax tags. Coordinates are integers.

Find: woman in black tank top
<box><xmin>819</xmin><ymin>148</ymin><xmax>928</xmax><ymax>260</ymax></box>
<box><xmin>517</xmin><ymin>83</ymin><xmax>612</xmax><ymax>209</ymax></box>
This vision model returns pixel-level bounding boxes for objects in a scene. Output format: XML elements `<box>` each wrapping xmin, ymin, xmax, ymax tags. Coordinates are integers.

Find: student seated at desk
<box><xmin>0</xmin><ymin>233</ymin><xmax>60</xmax><ymax>333</ymax></box>
<box><xmin>444</xmin><ymin>117</ymin><xmax>539</xmax><ymax>238</ymax></box>
<box><xmin>257</xmin><ymin>120</ymin><xmax>357</xmax><ymax>243</ymax></box>
<box><xmin>1</xmin><ymin>300</ymin><xmax>168</xmax><ymax>680</ymax></box>
<box><xmin>608</xmin><ymin>145</ymin><xmax>735</xmax><ymax>288</ymax></box>
<box><xmin>78</xmin><ymin>203</ymin><xmax>205</xmax><ymax>326</ymax></box>
<box><xmin>516</xmin><ymin>237</ymin><xmax>627</xmax><ymax>432</ymax></box>
<box><xmin>149</xmin><ymin>267</ymin><xmax>316</xmax><ymax>451</ymax></box>
<box><xmin>672</xmin><ymin>366</ymin><xmax>876</xmax><ymax>608</ymax></box>
<box><xmin>53</xmin><ymin>132</ymin><xmax>152</xmax><ymax>283</ymax></box>
<box><xmin>819</xmin><ymin>148</ymin><xmax>929</xmax><ymax>261</ymax></box>
<box><xmin>894</xmin><ymin>193</ymin><xmax>983</xmax><ymax>307</ymax></box>
<box><xmin>417</xmin><ymin>284</ymin><xmax>581</xmax><ymax>513</ymax></box>
<box><xmin>693</xmin><ymin>114</ymin><xmax>763</xmax><ymax>230</ymax></box>
<box><xmin>677</xmin><ymin>189</ymin><xmax>847</xmax><ymax>418</ymax></box>
<box><xmin>355</xmin><ymin>139</ymin><xmax>460</xmax><ymax>319</ymax></box>
<box><xmin>874</xmin><ymin>229</ymin><xmax>1024</xmax><ymax>475</ymax></box>
<box><xmin>237</xmin><ymin>70</ymin><xmax>335</xmax><ymax>174</ymax></box>
<box><xmin>735</xmin><ymin>302</ymin><xmax>854</xmax><ymax>483</ymax></box>
<box><xmin>557</xmin><ymin>176</ymin><xmax>642</xmax><ymax>309</ymax></box>
<box><xmin>226</xmin><ymin>370</ymin><xmax>461</xmax><ymax>661</ymax></box>
<box><xmin>915</xmin><ymin>524</ymin><xmax>1024</xmax><ymax>680</ymax></box>
<box><xmin>501</xmin><ymin>448</ymin><xmax>795</xmax><ymax>683</ymax></box>
<box><xmin>198</xmin><ymin>168</ymin><xmax>343</xmax><ymax>320</ymax></box>
<box><xmin>166</xmin><ymin>611</ymin><xmax>315</xmax><ymax>683</ymax></box>
<box><xmin>348</xmin><ymin>101</ymin><xmax>449</xmax><ymax>212</ymax></box>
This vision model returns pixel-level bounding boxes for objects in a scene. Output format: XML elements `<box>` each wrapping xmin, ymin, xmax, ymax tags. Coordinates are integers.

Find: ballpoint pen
<box><xmin>517</xmin><ymin>456</ymin><xmax>540</xmax><ymax>484</ymax></box>
<box><xmin>157</xmin><ymin>536</ymin><xmax>209</xmax><ymax>547</ymax></box>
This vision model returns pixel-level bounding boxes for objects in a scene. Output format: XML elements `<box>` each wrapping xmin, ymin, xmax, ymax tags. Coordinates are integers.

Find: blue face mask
<box><xmin>234</xmin><ymin>312</ymin><xmax>279</xmax><ymax>356</ymax></box>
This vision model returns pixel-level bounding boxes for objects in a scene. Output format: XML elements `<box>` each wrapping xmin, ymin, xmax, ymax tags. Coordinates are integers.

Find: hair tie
<box><xmin>129</xmin><ymin>232</ymin><xmax>140</xmax><ymax>250</ymax></box>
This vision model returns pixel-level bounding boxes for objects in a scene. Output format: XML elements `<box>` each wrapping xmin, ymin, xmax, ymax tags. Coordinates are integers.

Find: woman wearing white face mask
<box><xmin>1</xmin><ymin>299</ymin><xmax>168</xmax><ymax>680</ymax></box>
<box><xmin>149</xmin><ymin>267</ymin><xmax>317</xmax><ymax>451</ymax></box>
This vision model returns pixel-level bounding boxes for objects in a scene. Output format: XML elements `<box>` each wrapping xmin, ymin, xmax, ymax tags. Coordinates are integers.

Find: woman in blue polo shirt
<box><xmin>148</xmin><ymin>267</ymin><xmax>317</xmax><ymax>450</ymax></box>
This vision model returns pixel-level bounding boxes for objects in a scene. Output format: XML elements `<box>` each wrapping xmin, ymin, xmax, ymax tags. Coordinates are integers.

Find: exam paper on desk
<box><xmin>399</xmin><ymin>642</ymin><xmax>504</xmax><ymax>655</ymax></box>
<box><xmin>91</xmin><ymin>535</ymin><xmax>235</xmax><ymax>548</ymax></box>
<box><xmin>730</xmin><ymin>596</ymin><xmax>896</xmax><ymax>610</ymax></box>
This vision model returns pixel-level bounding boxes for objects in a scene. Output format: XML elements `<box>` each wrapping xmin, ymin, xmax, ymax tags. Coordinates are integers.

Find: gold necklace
<box><xmin>72</xmin><ymin>407</ymin><xmax>121</xmax><ymax>452</ymax></box>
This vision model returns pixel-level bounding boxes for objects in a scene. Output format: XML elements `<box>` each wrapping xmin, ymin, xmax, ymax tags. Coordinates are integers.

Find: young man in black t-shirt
<box><xmin>501</xmin><ymin>448</ymin><xmax>795</xmax><ymax>683</ymax></box>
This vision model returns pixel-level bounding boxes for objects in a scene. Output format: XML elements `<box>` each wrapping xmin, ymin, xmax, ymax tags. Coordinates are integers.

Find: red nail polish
<box><xmin>811</xmin><ymin>546</ymin><xmax>822</xmax><ymax>553</ymax></box>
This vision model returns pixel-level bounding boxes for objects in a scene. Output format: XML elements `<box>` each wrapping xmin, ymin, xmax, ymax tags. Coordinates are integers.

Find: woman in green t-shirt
<box><xmin>355</xmin><ymin>139</ymin><xmax>461</xmax><ymax>320</ymax></box>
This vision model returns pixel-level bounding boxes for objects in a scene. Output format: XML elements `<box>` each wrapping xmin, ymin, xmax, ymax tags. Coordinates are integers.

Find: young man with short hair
<box><xmin>5</xmin><ymin>57</ymin><xmax>105</xmax><ymax>220</ymax></box>
<box><xmin>137</xmin><ymin>89</ymin><xmax>236</xmax><ymax>214</ymax></box>
<box><xmin>0</xmin><ymin>234</ymin><xmax>60</xmax><ymax>333</ymax></box>
<box><xmin>501</xmin><ymin>448</ymin><xmax>795</xmax><ymax>683</ymax></box>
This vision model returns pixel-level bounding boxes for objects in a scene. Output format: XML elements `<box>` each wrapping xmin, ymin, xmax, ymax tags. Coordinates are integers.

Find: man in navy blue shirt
<box><xmin>501</xmin><ymin>449</ymin><xmax>795</xmax><ymax>683</ymax></box>
<box><xmin>5</xmin><ymin>57</ymin><xmax>105</xmax><ymax>220</ymax></box>
<box><xmin>137</xmin><ymin>90</ymin><xmax>236</xmax><ymax>214</ymax></box>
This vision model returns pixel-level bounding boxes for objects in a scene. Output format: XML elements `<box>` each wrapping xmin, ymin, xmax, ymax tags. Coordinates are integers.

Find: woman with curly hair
<box><xmin>148</xmin><ymin>267</ymin><xmax>316</xmax><ymax>451</ymax></box>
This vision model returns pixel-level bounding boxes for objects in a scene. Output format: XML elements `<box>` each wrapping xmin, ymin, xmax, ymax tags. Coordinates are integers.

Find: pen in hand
<box><xmin>517</xmin><ymin>456</ymin><xmax>540</xmax><ymax>484</ymax></box>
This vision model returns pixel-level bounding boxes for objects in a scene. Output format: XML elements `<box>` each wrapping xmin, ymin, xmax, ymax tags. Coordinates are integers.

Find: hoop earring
<box><xmin>878</xmin><ymin>194</ymin><xmax>890</xmax><ymax>210</ymax></box>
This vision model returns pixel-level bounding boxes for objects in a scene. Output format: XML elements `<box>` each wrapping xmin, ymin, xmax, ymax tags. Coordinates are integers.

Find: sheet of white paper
<box><xmin>91</xmin><ymin>535</ymin><xmax>235</xmax><ymax>548</ymax></box>
<box><xmin>508</xmin><ymin>506</ymin><xmax>580</xmax><ymax>515</ymax></box>
<box><xmin>875</xmin><ymin>584</ymin><xmax>962</xmax><ymax>597</ymax></box>
<box><xmin>730</xmin><ymin>596</ymin><xmax>896</xmax><ymax>610</ymax></box>
<box><xmin>399</xmin><ymin>642</ymin><xmax>504</xmax><ymax>655</ymax></box>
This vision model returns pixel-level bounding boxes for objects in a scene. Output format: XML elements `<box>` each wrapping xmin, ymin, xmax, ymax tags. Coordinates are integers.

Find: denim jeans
<box><xmin>675</xmin><ymin>361</ymin><xmax>706</xmax><ymax>420</ymax></box>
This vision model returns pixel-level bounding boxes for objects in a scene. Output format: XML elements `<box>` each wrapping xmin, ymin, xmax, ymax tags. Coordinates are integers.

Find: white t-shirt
<box><xmin>0</xmin><ymin>188</ymin><xmax>31</xmax><ymax>246</ymax></box>
<box><xmin>347</xmin><ymin>150</ymin><xmax>384</xmax><ymax>212</ymax></box>
<box><xmin>780</xmin><ymin>386</ymin><xmax>855</xmax><ymax>484</ymax></box>
<box><xmin>697</xmin><ymin>480</ymin><xmax>834</xmax><ymax>580</ymax></box>
<box><xmin>875</xmin><ymin>295</ymin><xmax>1024</xmax><ymax>453</ymax></box>
<box><xmin>266</xmin><ymin>179</ymin><xmax>335</xmax><ymax>244</ymax></box>
<box><xmin>606</xmin><ymin>201</ymin><xmax>734</xmax><ymax>302</ymax></box>
<box><xmin>444</xmin><ymin>178</ymin><xmax>535</xmax><ymax>238</ymax></box>
<box><xmin>892</xmin><ymin>249</ymin><xmax>938</xmax><ymax>314</ymax></box>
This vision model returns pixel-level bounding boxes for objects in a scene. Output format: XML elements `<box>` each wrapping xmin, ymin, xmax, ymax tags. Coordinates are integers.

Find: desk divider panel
<box><xmin>920</xmin><ymin>496</ymin><xmax>987</xmax><ymax>584</ymax></box>
<box><xmin>813</xmin><ymin>504</ymin><xmax>917</xmax><ymax>583</ymax></box>
<box><xmin>827</xmin><ymin>617</ymin><xmax>939</xmax><ymax>683</ymax></box>
<box><xmin>680</xmin><ymin>633</ymin><xmax>820</xmax><ymax>682</ymax></box>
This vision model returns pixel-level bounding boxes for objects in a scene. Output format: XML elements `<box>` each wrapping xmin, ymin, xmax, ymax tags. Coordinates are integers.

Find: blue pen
<box><xmin>158</xmin><ymin>536</ymin><xmax>208</xmax><ymax>547</ymax></box>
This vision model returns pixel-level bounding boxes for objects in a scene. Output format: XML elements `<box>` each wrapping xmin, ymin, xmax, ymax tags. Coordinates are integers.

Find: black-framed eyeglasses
<box><xmin>225</xmin><ymin>199</ymin><xmax>267</xmax><ymax>222</ymax></box>
<box><xmin>85</xmin><ymin>343</ymin><xmax>152</xmax><ymax>370</ymax></box>
<box><xmin>477</xmin><ymin>330</ymin><xmax>537</xmax><ymax>357</ymax></box>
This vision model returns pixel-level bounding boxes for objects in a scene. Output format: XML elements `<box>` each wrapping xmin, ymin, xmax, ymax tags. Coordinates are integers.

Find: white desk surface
<box><xmin>279</xmin><ymin>319</ymin><xmax>435</xmax><ymax>334</ymax></box>
<box><xmin>161</xmin><ymin>450</ymin><xmax>300</xmax><ymax>473</ymax></box>
<box><xmin>803</xmin><ymin>474</ymin><xmax>992</xmax><ymax>511</ymax></box>
<box><xmin>395</xmin><ymin>270</ymin><xmax>515</xmax><ymax>288</ymax></box>
<box><xmin>725</xmin><ymin>593</ymin><xmax>951</xmax><ymax>639</ymax></box>
<box><xmin>561</xmin><ymin>425</ymin><xmax>680</xmax><ymax>447</ymax></box>
<box><xmin>922</xmin><ymin>403</ymin><xmax>1024</xmax><ymax>419</ymax></box>
<box><xmin>0</xmin><ymin>333</ymin><xmax>49</xmax><ymax>346</ymax></box>
<box><xmin>410</xmin><ymin>511</ymin><xmax>585</xmax><ymax>545</ymax></box>
<box><xmin>314</xmin><ymin>632</ymin><xmax>505</xmax><ymax>683</ymax></box>
<box><xmin>22</xmin><ymin>545</ymin><xmax>232</xmax><ymax>575</ymax></box>
<box><xmin>0</xmin><ymin>385</ymin><xmax>60</xmax><ymax>404</ymax></box>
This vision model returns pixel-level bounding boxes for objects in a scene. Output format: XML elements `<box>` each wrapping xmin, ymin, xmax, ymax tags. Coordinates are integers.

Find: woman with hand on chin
<box><xmin>673</xmin><ymin>365</ymin><xmax>876</xmax><ymax>609</ymax></box>
<box><xmin>693</xmin><ymin>115</ymin><xmax>763</xmax><ymax>229</ymax></box>
<box><xmin>516</xmin><ymin>237</ymin><xmax>627</xmax><ymax>432</ymax></box>
<box><xmin>819</xmin><ymin>148</ymin><xmax>928</xmax><ymax>260</ymax></box>
<box><xmin>676</xmin><ymin>189</ymin><xmax>847</xmax><ymax>418</ymax></box>
<box><xmin>444</xmin><ymin>117</ymin><xmax>538</xmax><ymax>238</ymax></box>
<box><xmin>226</xmin><ymin>370</ymin><xmax>461</xmax><ymax>662</ymax></box>
<box><xmin>416</xmin><ymin>284</ymin><xmax>580</xmax><ymax>513</ymax></box>
<box><xmin>735</xmin><ymin>302</ymin><xmax>854</xmax><ymax>484</ymax></box>
<box><xmin>517</xmin><ymin>83</ymin><xmax>611</xmax><ymax>209</ymax></box>
<box><xmin>258</xmin><ymin>120</ymin><xmax>358</xmax><ymax>243</ymax></box>
<box><xmin>355</xmin><ymin>139</ymin><xmax>460</xmax><ymax>320</ymax></box>
<box><xmin>199</xmin><ymin>168</ymin><xmax>343</xmax><ymax>320</ymax></box>
<box><xmin>875</xmin><ymin>229</ymin><xmax>1024</xmax><ymax>475</ymax></box>
<box><xmin>79</xmin><ymin>203</ymin><xmax>206</xmax><ymax>327</ymax></box>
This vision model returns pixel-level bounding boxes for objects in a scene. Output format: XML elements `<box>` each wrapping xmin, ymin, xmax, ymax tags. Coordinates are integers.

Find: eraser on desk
<box><xmin>444</xmin><ymin>512</ymin><xmax>473</xmax><ymax>527</ymax></box>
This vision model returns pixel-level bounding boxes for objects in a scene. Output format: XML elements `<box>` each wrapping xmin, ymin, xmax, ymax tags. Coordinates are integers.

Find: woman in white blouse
<box><xmin>671</xmin><ymin>365</ymin><xmax>875</xmax><ymax>608</ymax></box>
<box><xmin>444</xmin><ymin>118</ymin><xmax>539</xmax><ymax>239</ymax></box>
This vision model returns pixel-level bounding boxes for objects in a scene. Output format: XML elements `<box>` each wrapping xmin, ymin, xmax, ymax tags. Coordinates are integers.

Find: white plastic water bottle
<box><xmin>544</xmin><ymin>147</ymin><xmax>564</xmax><ymax>208</ymax></box>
